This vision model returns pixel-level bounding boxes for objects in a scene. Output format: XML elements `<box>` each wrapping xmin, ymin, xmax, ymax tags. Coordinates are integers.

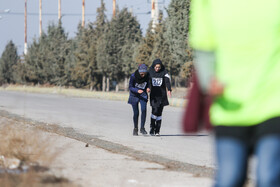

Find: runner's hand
<box><xmin>167</xmin><ymin>91</ymin><xmax>172</xmax><ymax>97</ymax></box>
<box><xmin>208</xmin><ymin>77</ymin><xmax>224</xmax><ymax>97</ymax></box>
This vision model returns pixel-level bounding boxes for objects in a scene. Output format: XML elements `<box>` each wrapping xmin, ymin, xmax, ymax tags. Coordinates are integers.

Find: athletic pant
<box><xmin>131</xmin><ymin>99</ymin><xmax>147</xmax><ymax>129</ymax></box>
<box><xmin>150</xmin><ymin>106</ymin><xmax>164</xmax><ymax>133</ymax></box>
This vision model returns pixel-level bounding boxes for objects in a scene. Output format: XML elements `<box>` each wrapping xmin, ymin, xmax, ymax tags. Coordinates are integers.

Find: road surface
<box><xmin>0</xmin><ymin>91</ymin><xmax>215</xmax><ymax>179</ymax></box>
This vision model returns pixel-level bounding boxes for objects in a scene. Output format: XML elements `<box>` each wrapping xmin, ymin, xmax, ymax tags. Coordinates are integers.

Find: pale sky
<box><xmin>0</xmin><ymin>0</ymin><xmax>170</xmax><ymax>55</ymax></box>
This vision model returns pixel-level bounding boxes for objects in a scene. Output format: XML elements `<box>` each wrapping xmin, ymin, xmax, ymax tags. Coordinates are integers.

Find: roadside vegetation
<box><xmin>0</xmin><ymin>117</ymin><xmax>75</xmax><ymax>187</ymax></box>
<box><xmin>0</xmin><ymin>0</ymin><xmax>192</xmax><ymax>92</ymax></box>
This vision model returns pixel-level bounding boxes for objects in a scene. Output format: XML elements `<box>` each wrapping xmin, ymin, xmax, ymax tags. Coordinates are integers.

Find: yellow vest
<box><xmin>190</xmin><ymin>0</ymin><xmax>280</xmax><ymax>126</ymax></box>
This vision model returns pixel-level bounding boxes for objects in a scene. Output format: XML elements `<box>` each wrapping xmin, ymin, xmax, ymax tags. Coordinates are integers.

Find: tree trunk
<box><xmin>106</xmin><ymin>77</ymin><xmax>110</xmax><ymax>92</ymax></box>
<box><xmin>102</xmin><ymin>75</ymin><xmax>106</xmax><ymax>92</ymax></box>
<box><xmin>124</xmin><ymin>77</ymin><xmax>128</xmax><ymax>91</ymax></box>
<box><xmin>115</xmin><ymin>82</ymin><xmax>119</xmax><ymax>92</ymax></box>
<box><xmin>174</xmin><ymin>76</ymin><xmax>177</xmax><ymax>89</ymax></box>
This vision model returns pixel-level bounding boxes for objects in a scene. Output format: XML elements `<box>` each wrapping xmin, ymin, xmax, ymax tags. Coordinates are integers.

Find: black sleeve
<box><xmin>164</xmin><ymin>73</ymin><xmax>172</xmax><ymax>91</ymax></box>
<box><xmin>147</xmin><ymin>74</ymin><xmax>151</xmax><ymax>89</ymax></box>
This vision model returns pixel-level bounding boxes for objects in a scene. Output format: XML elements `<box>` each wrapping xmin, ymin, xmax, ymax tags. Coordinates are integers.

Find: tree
<box><xmin>165</xmin><ymin>0</ymin><xmax>193</xmax><ymax>85</ymax></box>
<box><xmin>71</xmin><ymin>0</ymin><xmax>107</xmax><ymax>91</ymax></box>
<box><xmin>96</xmin><ymin>26</ymin><xmax>110</xmax><ymax>91</ymax></box>
<box><xmin>150</xmin><ymin>11</ymin><xmax>178</xmax><ymax>84</ymax></box>
<box><xmin>134</xmin><ymin>21</ymin><xmax>155</xmax><ymax>67</ymax></box>
<box><xmin>63</xmin><ymin>39</ymin><xmax>77</xmax><ymax>87</ymax></box>
<box><xmin>0</xmin><ymin>41</ymin><xmax>19</xmax><ymax>84</ymax></box>
<box><xmin>24</xmin><ymin>21</ymin><xmax>70</xmax><ymax>86</ymax></box>
<box><xmin>95</xmin><ymin>0</ymin><xmax>110</xmax><ymax>91</ymax></box>
<box><xmin>45</xmin><ymin>21</ymin><xmax>70</xmax><ymax>86</ymax></box>
<box><xmin>97</xmin><ymin>7</ymin><xmax>142</xmax><ymax>92</ymax></box>
<box><xmin>100</xmin><ymin>17</ymin><xmax>121</xmax><ymax>91</ymax></box>
<box><xmin>71</xmin><ymin>24</ymin><xmax>99</xmax><ymax>89</ymax></box>
<box><xmin>118</xmin><ymin>9</ymin><xmax>142</xmax><ymax>91</ymax></box>
<box><xmin>121</xmin><ymin>41</ymin><xmax>138</xmax><ymax>90</ymax></box>
<box><xmin>24</xmin><ymin>34</ymin><xmax>48</xmax><ymax>84</ymax></box>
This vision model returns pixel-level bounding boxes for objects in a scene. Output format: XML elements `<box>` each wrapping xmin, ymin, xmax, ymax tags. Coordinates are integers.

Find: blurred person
<box><xmin>149</xmin><ymin>59</ymin><xmax>172</xmax><ymax>136</ymax></box>
<box><xmin>189</xmin><ymin>1</ymin><xmax>280</xmax><ymax>187</ymax></box>
<box><xmin>128</xmin><ymin>64</ymin><xmax>150</xmax><ymax>136</ymax></box>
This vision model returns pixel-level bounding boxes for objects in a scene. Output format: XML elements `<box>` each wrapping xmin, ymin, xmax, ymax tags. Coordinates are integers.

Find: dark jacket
<box><xmin>149</xmin><ymin>59</ymin><xmax>172</xmax><ymax>107</ymax></box>
<box><xmin>128</xmin><ymin>72</ymin><xmax>150</xmax><ymax>105</ymax></box>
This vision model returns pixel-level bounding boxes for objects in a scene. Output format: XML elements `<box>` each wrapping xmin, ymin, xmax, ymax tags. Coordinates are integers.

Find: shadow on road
<box><xmin>159</xmin><ymin>134</ymin><xmax>208</xmax><ymax>137</ymax></box>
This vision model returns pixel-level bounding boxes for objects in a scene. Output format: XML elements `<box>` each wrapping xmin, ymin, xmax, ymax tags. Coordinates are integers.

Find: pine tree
<box><xmin>13</xmin><ymin>60</ymin><xmax>26</xmax><ymax>84</ymax></box>
<box><xmin>63</xmin><ymin>39</ymin><xmax>77</xmax><ymax>87</ymax></box>
<box><xmin>134</xmin><ymin>21</ymin><xmax>155</xmax><ymax>66</ymax></box>
<box><xmin>119</xmin><ymin>9</ymin><xmax>142</xmax><ymax>91</ymax></box>
<box><xmin>102</xmin><ymin>17</ymin><xmax>121</xmax><ymax>89</ymax></box>
<box><xmin>94</xmin><ymin>0</ymin><xmax>107</xmax><ymax>39</ymax></box>
<box><xmin>97</xmin><ymin>8</ymin><xmax>141</xmax><ymax>92</ymax></box>
<box><xmin>46</xmin><ymin>21</ymin><xmax>70</xmax><ymax>86</ymax></box>
<box><xmin>165</xmin><ymin>0</ymin><xmax>192</xmax><ymax>83</ymax></box>
<box><xmin>0</xmin><ymin>41</ymin><xmax>19</xmax><ymax>84</ymax></box>
<box><xmin>151</xmin><ymin>11</ymin><xmax>176</xmax><ymax>76</ymax></box>
<box><xmin>25</xmin><ymin>21</ymin><xmax>70</xmax><ymax>86</ymax></box>
<box><xmin>95</xmin><ymin>0</ymin><xmax>110</xmax><ymax>91</ymax></box>
<box><xmin>121</xmin><ymin>41</ymin><xmax>138</xmax><ymax>90</ymax></box>
<box><xmin>24</xmin><ymin>34</ymin><xmax>48</xmax><ymax>84</ymax></box>
<box><xmin>71</xmin><ymin>24</ymin><xmax>99</xmax><ymax>89</ymax></box>
<box><xmin>96</xmin><ymin>26</ymin><xmax>110</xmax><ymax>91</ymax></box>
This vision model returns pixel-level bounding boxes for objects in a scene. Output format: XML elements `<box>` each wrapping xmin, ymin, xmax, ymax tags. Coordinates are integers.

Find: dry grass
<box><xmin>0</xmin><ymin>85</ymin><xmax>129</xmax><ymax>101</ymax></box>
<box><xmin>0</xmin><ymin>85</ymin><xmax>187</xmax><ymax>107</ymax></box>
<box><xmin>0</xmin><ymin>119</ymin><xmax>55</xmax><ymax>166</ymax></box>
<box><xmin>0</xmin><ymin>117</ymin><xmax>73</xmax><ymax>187</ymax></box>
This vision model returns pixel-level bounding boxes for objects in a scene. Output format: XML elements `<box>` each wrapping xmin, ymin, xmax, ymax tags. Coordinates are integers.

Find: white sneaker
<box><xmin>155</xmin><ymin>133</ymin><xmax>160</xmax><ymax>136</ymax></box>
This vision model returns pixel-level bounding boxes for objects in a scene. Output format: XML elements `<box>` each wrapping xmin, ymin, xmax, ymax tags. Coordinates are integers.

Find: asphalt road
<box><xmin>0</xmin><ymin>91</ymin><xmax>215</xmax><ymax>172</ymax></box>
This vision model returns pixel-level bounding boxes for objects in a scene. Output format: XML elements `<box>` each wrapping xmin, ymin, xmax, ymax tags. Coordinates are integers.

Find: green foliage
<box><xmin>46</xmin><ymin>21</ymin><xmax>71</xmax><ymax>86</ymax></box>
<box><xmin>24</xmin><ymin>34</ymin><xmax>48</xmax><ymax>84</ymax></box>
<box><xmin>0</xmin><ymin>41</ymin><xmax>19</xmax><ymax>84</ymax></box>
<box><xmin>118</xmin><ymin>9</ymin><xmax>142</xmax><ymax>77</ymax></box>
<box><xmin>94</xmin><ymin>0</ymin><xmax>107</xmax><ymax>38</ymax></box>
<box><xmin>25</xmin><ymin>21</ymin><xmax>70</xmax><ymax>85</ymax></box>
<box><xmin>97</xmin><ymin>8</ymin><xmax>142</xmax><ymax>83</ymax></box>
<box><xmin>150</xmin><ymin>11</ymin><xmax>178</xmax><ymax>78</ymax></box>
<box><xmin>1</xmin><ymin>0</ymin><xmax>193</xmax><ymax>89</ymax></box>
<box><xmin>166</xmin><ymin>0</ymin><xmax>192</xmax><ymax>68</ymax></box>
<box><xmin>134</xmin><ymin>22</ymin><xmax>155</xmax><ymax>66</ymax></box>
<box><xmin>72</xmin><ymin>0</ymin><xmax>107</xmax><ymax>90</ymax></box>
<box><xmin>71</xmin><ymin>24</ymin><xmax>99</xmax><ymax>89</ymax></box>
<box><xmin>63</xmin><ymin>39</ymin><xmax>77</xmax><ymax>87</ymax></box>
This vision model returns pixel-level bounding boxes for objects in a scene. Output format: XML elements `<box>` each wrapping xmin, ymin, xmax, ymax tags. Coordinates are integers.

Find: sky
<box><xmin>0</xmin><ymin>0</ymin><xmax>171</xmax><ymax>56</ymax></box>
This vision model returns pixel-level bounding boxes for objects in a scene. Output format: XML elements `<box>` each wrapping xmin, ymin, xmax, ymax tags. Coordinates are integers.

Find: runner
<box><xmin>128</xmin><ymin>64</ymin><xmax>150</xmax><ymax>136</ymax></box>
<box><xmin>189</xmin><ymin>1</ymin><xmax>280</xmax><ymax>186</ymax></box>
<box><xmin>148</xmin><ymin>59</ymin><xmax>172</xmax><ymax>136</ymax></box>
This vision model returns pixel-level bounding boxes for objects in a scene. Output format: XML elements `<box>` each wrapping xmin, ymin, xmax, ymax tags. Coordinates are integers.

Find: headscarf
<box><xmin>149</xmin><ymin>59</ymin><xmax>168</xmax><ymax>78</ymax></box>
<box><xmin>134</xmin><ymin>70</ymin><xmax>149</xmax><ymax>84</ymax></box>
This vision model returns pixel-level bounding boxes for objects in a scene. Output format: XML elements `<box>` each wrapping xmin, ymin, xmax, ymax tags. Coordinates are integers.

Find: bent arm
<box><xmin>164</xmin><ymin>73</ymin><xmax>172</xmax><ymax>91</ymax></box>
<box><xmin>129</xmin><ymin>75</ymin><xmax>139</xmax><ymax>93</ymax></box>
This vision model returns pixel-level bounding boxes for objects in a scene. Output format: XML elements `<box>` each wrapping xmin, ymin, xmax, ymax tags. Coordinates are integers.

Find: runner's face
<box><xmin>140</xmin><ymin>72</ymin><xmax>146</xmax><ymax>77</ymax></box>
<box><xmin>154</xmin><ymin>64</ymin><xmax>161</xmax><ymax>72</ymax></box>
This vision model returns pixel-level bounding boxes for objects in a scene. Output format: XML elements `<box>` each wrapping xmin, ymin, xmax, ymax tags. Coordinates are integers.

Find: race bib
<box><xmin>152</xmin><ymin>78</ymin><xmax>163</xmax><ymax>87</ymax></box>
<box><xmin>135</xmin><ymin>82</ymin><xmax>147</xmax><ymax>89</ymax></box>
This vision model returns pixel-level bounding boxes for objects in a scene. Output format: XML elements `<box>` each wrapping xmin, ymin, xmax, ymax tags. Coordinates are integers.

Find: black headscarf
<box><xmin>149</xmin><ymin>59</ymin><xmax>167</xmax><ymax>78</ymax></box>
<box><xmin>134</xmin><ymin>70</ymin><xmax>149</xmax><ymax>84</ymax></box>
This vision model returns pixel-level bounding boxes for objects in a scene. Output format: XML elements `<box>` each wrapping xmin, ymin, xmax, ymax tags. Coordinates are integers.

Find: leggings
<box><xmin>150</xmin><ymin>106</ymin><xmax>164</xmax><ymax>133</ymax></box>
<box><xmin>131</xmin><ymin>99</ymin><xmax>147</xmax><ymax>129</ymax></box>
